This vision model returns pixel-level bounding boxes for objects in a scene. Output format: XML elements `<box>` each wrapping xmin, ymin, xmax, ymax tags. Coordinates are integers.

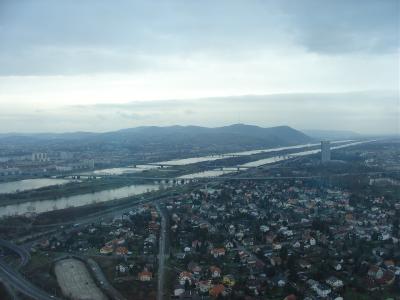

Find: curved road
<box><xmin>0</xmin><ymin>239</ymin><xmax>31</xmax><ymax>268</ymax></box>
<box><xmin>87</xmin><ymin>258</ymin><xmax>126</xmax><ymax>300</ymax></box>
<box><xmin>0</xmin><ymin>259</ymin><xmax>59</xmax><ymax>300</ymax></box>
<box><xmin>0</xmin><ymin>239</ymin><xmax>58</xmax><ymax>300</ymax></box>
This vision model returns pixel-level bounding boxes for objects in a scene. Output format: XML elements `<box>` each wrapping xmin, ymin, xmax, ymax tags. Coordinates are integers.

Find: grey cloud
<box><xmin>283</xmin><ymin>0</ymin><xmax>399</xmax><ymax>54</ymax></box>
<box><xmin>0</xmin><ymin>0</ymin><xmax>397</xmax><ymax>75</ymax></box>
<box><xmin>69</xmin><ymin>99</ymin><xmax>196</xmax><ymax>111</ymax></box>
<box><xmin>116</xmin><ymin>111</ymin><xmax>158</xmax><ymax>120</ymax></box>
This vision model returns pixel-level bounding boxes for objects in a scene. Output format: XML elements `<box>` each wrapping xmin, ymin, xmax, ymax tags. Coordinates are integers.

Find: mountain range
<box><xmin>0</xmin><ymin>124</ymin><xmax>313</xmax><ymax>150</ymax></box>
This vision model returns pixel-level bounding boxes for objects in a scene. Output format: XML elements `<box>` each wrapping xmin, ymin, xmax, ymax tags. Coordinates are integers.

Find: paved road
<box><xmin>0</xmin><ymin>188</ymin><xmax>187</xmax><ymax>300</ymax></box>
<box><xmin>0</xmin><ymin>239</ymin><xmax>31</xmax><ymax>268</ymax></box>
<box><xmin>0</xmin><ymin>259</ymin><xmax>59</xmax><ymax>300</ymax></box>
<box><xmin>0</xmin><ymin>239</ymin><xmax>58</xmax><ymax>300</ymax></box>
<box><xmin>156</xmin><ymin>204</ymin><xmax>167</xmax><ymax>300</ymax></box>
<box><xmin>87</xmin><ymin>258</ymin><xmax>126</xmax><ymax>300</ymax></box>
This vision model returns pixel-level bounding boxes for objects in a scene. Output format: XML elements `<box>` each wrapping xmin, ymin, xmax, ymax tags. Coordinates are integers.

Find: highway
<box><xmin>156</xmin><ymin>204</ymin><xmax>167</xmax><ymax>300</ymax></box>
<box><xmin>0</xmin><ymin>238</ymin><xmax>59</xmax><ymax>300</ymax></box>
<box><xmin>0</xmin><ymin>259</ymin><xmax>59</xmax><ymax>300</ymax></box>
<box><xmin>0</xmin><ymin>188</ymin><xmax>182</xmax><ymax>300</ymax></box>
<box><xmin>0</xmin><ymin>239</ymin><xmax>31</xmax><ymax>268</ymax></box>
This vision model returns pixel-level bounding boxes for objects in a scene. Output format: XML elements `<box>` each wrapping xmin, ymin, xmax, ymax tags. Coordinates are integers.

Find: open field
<box><xmin>54</xmin><ymin>258</ymin><xmax>107</xmax><ymax>300</ymax></box>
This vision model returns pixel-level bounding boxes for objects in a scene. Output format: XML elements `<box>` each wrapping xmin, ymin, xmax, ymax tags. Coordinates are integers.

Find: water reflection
<box><xmin>0</xmin><ymin>140</ymin><xmax>370</xmax><ymax>217</ymax></box>
<box><xmin>81</xmin><ymin>164</ymin><xmax>159</xmax><ymax>176</ymax></box>
<box><xmin>0</xmin><ymin>183</ymin><xmax>164</xmax><ymax>217</ymax></box>
<box><xmin>151</xmin><ymin>140</ymin><xmax>353</xmax><ymax>166</ymax></box>
<box><xmin>239</xmin><ymin>140</ymin><xmax>372</xmax><ymax>167</ymax></box>
<box><xmin>0</xmin><ymin>178</ymin><xmax>72</xmax><ymax>194</ymax></box>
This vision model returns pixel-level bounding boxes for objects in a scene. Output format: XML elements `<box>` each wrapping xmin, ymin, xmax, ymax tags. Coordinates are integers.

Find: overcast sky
<box><xmin>0</xmin><ymin>0</ymin><xmax>398</xmax><ymax>134</ymax></box>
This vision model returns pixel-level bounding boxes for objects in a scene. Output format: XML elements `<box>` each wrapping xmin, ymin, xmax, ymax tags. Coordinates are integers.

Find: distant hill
<box><xmin>303</xmin><ymin>129</ymin><xmax>361</xmax><ymax>140</ymax></box>
<box><xmin>87</xmin><ymin>124</ymin><xmax>313</xmax><ymax>149</ymax></box>
<box><xmin>0</xmin><ymin>124</ymin><xmax>313</xmax><ymax>154</ymax></box>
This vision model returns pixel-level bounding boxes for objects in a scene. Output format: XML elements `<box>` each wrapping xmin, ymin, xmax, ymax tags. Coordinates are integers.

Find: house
<box><xmin>199</xmin><ymin>222</ymin><xmax>209</xmax><ymax>229</ymax></box>
<box><xmin>225</xmin><ymin>241</ymin><xmax>234</xmax><ymax>249</ymax></box>
<box><xmin>272</xmin><ymin>243</ymin><xmax>282</xmax><ymax>250</ymax></box>
<box><xmin>312</xmin><ymin>283</ymin><xmax>331</xmax><ymax>298</ymax></box>
<box><xmin>100</xmin><ymin>245</ymin><xmax>113</xmax><ymax>254</ymax></box>
<box><xmin>209</xmin><ymin>284</ymin><xmax>225</xmax><ymax>298</ymax></box>
<box><xmin>116</xmin><ymin>264</ymin><xmax>127</xmax><ymax>273</ymax></box>
<box><xmin>375</xmin><ymin>269</ymin><xmax>396</xmax><ymax>286</ymax></box>
<box><xmin>210</xmin><ymin>266</ymin><xmax>221</xmax><ymax>278</ymax></box>
<box><xmin>383</xmin><ymin>259</ymin><xmax>395</xmax><ymax>268</ymax></box>
<box><xmin>331</xmin><ymin>262</ymin><xmax>342</xmax><ymax>271</ymax></box>
<box><xmin>368</xmin><ymin>265</ymin><xmax>384</xmax><ymax>279</ymax></box>
<box><xmin>138</xmin><ymin>270</ymin><xmax>152</xmax><ymax>281</ymax></box>
<box><xmin>197</xmin><ymin>280</ymin><xmax>211</xmax><ymax>293</ymax></box>
<box><xmin>247</xmin><ymin>279</ymin><xmax>259</xmax><ymax>295</ymax></box>
<box><xmin>192</xmin><ymin>265</ymin><xmax>202</xmax><ymax>275</ymax></box>
<box><xmin>222</xmin><ymin>275</ymin><xmax>235</xmax><ymax>287</ymax></box>
<box><xmin>277</xmin><ymin>279</ymin><xmax>286</xmax><ymax>287</ymax></box>
<box><xmin>235</xmin><ymin>231</ymin><xmax>244</xmax><ymax>240</ymax></box>
<box><xmin>174</xmin><ymin>285</ymin><xmax>185</xmax><ymax>297</ymax></box>
<box><xmin>192</xmin><ymin>240</ymin><xmax>202</xmax><ymax>248</ymax></box>
<box><xmin>326</xmin><ymin>276</ymin><xmax>344</xmax><ymax>288</ymax></box>
<box><xmin>115</xmin><ymin>246</ymin><xmax>128</xmax><ymax>256</ymax></box>
<box><xmin>114</xmin><ymin>237</ymin><xmax>125</xmax><ymax>245</ymax></box>
<box><xmin>179</xmin><ymin>271</ymin><xmax>193</xmax><ymax>285</ymax></box>
<box><xmin>229</xmin><ymin>225</ymin><xmax>235</xmax><ymax>234</ymax></box>
<box><xmin>260</xmin><ymin>225</ymin><xmax>269</xmax><ymax>232</ymax></box>
<box><xmin>299</xmin><ymin>259</ymin><xmax>311</xmax><ymax>269</ymax></box>
<box><xmin>211</xmin><ymin>247</ymin><xmax>226</xmax><ymax>258</ymax></box>
<box><xmin>247</xmin><ymin>257</ymin><xmax>257</xmax><ymax>266</ymax></box>
<box><xmin>39</xmin><ymin>239</ymin><xmax>50</xmax><ymax>249</ymax></box>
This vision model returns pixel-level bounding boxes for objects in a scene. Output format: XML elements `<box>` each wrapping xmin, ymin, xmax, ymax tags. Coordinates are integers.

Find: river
<box><xmin>0</xmin><ymin>178</ymin><xmax>72</xmax><ymax>194</ymax></box>
<box><xmin>0</xmin><ymin>140</ymin><xmax>371</xmax><ymax>217</ymax></box>
<box><xmin>0</xmin><ymin>183</ymin><xmax>164</xmax><ymax>218</ymax></box>
<box><xmin>150</xmin><ymin>140</ymin><xmax>353</xmax><ymax>166</ymax></box>
<box><xmin>80</xmin><ymin>164</ymin><xmax>160</xmax><ymax>176</ymax></box>
<box><xmin>1</xmin><ymin>140</ymin><xmax>353</xmax><ymax>194</ymax></box>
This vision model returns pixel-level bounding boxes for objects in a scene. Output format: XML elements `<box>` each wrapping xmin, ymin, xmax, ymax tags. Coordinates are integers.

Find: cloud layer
<box><xmin>0</xmin><ymin>0</ymin><xmax>398</xmax><ymax>134</ymax></box>
<box><xmin>0</xmin><ymin>0</ymin><xmax>398</xmax><ymax>75</ymax></box>
<box><xmin>0</xmin><ymin>92</ymin><xmax>398</xmax><ymax>135</ymax></box>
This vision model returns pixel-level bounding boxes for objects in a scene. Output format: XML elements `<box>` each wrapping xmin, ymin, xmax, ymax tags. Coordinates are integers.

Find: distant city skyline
<box><xmin>0</xmin><ymin>0</ymin><xmax>398</xmax><ymax>134</ymax></box>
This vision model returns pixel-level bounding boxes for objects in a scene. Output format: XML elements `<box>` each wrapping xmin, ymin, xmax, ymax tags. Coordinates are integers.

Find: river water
<box><xmin>178</xmin><ymin>168</ymin><xmax>245</xmax><ymax>179</ymax></box>
<box><xmin>0</xmin><ymin>140</ymin><xmax>353</xmax><ymax>194</ymax></box>
<box><xmin>239</xmin><ymin>140</ymin><xmax>372</xmax><ymax>167</ymax></box>
<box><xmin>0</xmin><ymin>178</ymin><xmax>72</xmax><ymax>194</ymax></box>
<box><xmin>0</xmin><ymin>140</ymin><xmax>370</xmax><ymax>217</ymax></box>
<box><xmin>80</xmin><ymin>164</ymin><xmax>160</xmax><ymax>176</ymax></box>
<box><xmin>150</xmin><ymin>140</ymin><xmax>353</xmax><ymax>166</ymax></box>
<box><xmin>0</xmin><ymin>183</ymin><xmax>164</xmax><ymax>218</ymax></box>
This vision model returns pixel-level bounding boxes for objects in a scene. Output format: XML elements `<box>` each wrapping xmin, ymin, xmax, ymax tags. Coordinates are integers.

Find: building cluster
<box><xmin>33</xmin><ymin>204</ymin><xmax>163</xmax><ymax>295</ymax></box>
<box><xmin>0</xmin><ymin>150</ymin><xmax>95</xmax><ymax>178</ymax></box>
<box><xmin>162</xmin><ymin>178</ymin><xmax>399</xmax><ymax>299</ymax></box>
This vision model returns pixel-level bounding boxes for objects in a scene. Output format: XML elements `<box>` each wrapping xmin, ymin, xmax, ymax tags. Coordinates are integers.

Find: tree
<box><xmin>184</xmin><ymin>279</ymin><xmax>190</xmax><ymax>291</ymax></box>
<box><xmin>279</xmin><ymin>246</ymin><xmax>288</xmax><ymax>262</ymax></box>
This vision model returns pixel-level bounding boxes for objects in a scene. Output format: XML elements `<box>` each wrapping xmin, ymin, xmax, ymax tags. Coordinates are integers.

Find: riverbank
<box><xmin>0</xmin><ymin>141</ymin><xmax>365</xmax><ymax>215</ymax></box>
